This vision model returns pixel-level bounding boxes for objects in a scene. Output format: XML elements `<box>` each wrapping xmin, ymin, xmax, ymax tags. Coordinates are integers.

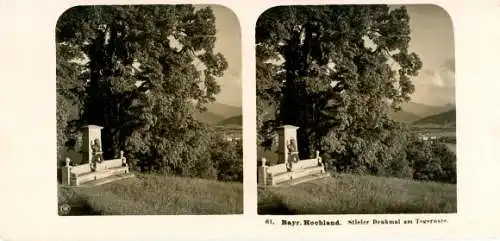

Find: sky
<box><xmin>196</xmin><ymin>5</ymin><xmax>242</xmax><ymax>107</ymax></box>
<box><xmin>403</xmin><ymin>5</ymin><xmax>455</xmax><ymax>107</ymax></box>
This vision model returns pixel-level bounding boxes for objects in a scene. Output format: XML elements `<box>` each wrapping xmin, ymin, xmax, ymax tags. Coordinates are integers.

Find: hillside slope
<box><xmin>204</xmin><ymin>102</ymin><xmax>241</xmax><ymax>118</ymax></box>
<box><xmin>218</xmin><ymin>115</ymin><xmax>242</xmax><ymax>126</ymax></box>
<box><xmin>414</xmin><ymin>109</ymin><xmax>456</xmax><ymax>125</ymax></box>
<box><xmin>401</xmin><ymin>102</ymin><xmax>452</xmax><ymax>116</ymax></box>
<box><xmin>388</xmin><ymin>110</ymin><xmax>421</xmax><ymax>123</ymax></box>
<box><xmin>58</xmin><ymin>174</ymin><xmax>243</xmax><ymax>215</ymax></box>
<box><xmin>388</xmin><ymin>102</ymin><xmax>454</xmax><ymax>123</ymax></box>
<box><xmin>258</xmin><ymin>174</ymin><xmax>456</xmax><ymax>214</ymax></box>
<box><xmin>194</xmin><ymin>102</ymin><xmax>242</xmax><ymax>124</ymax></box>
<box><xmin>193</xmin><ymin>111</ymin><xmax>225</xmax><ymax>124</ymax></box>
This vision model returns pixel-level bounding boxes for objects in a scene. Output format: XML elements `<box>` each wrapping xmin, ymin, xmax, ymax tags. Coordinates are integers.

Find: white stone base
<box><xmin>72</xmin><ymin>166</ymin><xmax>129</xmax><ymax>186</ymax></box>
<box><xmin>271</xmin><ymin>166</ymin><xmax>325</xmax><ymax>185</ymax></box>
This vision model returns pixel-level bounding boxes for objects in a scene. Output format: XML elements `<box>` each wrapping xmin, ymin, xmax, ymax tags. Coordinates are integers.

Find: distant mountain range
<box><xmin>218</xmin><ymin>115</ymin><xmax>242</xmax><ymax>126</ymax></box>
<box><xmin>388</xmin><ymin>110</ymin><xmax>421</xmax><ymax>123</ymax></box>
<box><xmin>389</xmin><ymin>102</ymin><xmax>455</xmax><ymax>125</ymax></box>
<box><xmin>195</xmin><ymin>101</ymin><xmax>455</xmax><ymax>127</ymax></box>
<box><xmin>401</xmin><ymin>102</ymin><xmax>453</xmax><ymax>116</ymax></box>
<box><xmin>413</xmin><ymin>108</ymin><xmax>456</xmax><ymax>126</ymax></box>
<box><xmin>194</xmin><ymin>102</ymin><xmax>242</xmax><ymax>126</ymax></box>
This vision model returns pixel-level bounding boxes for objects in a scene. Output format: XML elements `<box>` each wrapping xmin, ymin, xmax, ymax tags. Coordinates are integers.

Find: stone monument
<box><xmin>82</xmin><ymin>125</ymin><xmax>104</xmax><ymax>164</ymax></box>
<box><xmin>277</xmin><ymin>125</ymin><xmax>300</xmax><ymax>171</ymax></box>
<box><xmin>258</xmin><ymin>124</ymin><xmax>329</xmax><ymax>186</ymax></box>
<box><xmin>61</xmin><ymin>124</ymin><xmax>133</xmax><ymax>186</ymax></box>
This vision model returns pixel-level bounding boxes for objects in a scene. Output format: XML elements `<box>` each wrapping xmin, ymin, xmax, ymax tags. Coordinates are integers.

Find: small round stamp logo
<box><xmin>59</xmin><ymin>204</ymin><xmax>71</xmax><ymax>215</ymax></box>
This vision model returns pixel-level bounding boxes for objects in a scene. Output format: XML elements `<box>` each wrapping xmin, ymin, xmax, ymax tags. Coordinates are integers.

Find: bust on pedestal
<box><xmin>277</xmin><ymin>125</ymin><xmax>300</xmax><ymax>172</ymax></box>
<box><xmin>82</xmin><ymin>125</ymin><xmax>104</xmax><ymax>172</ymax></box>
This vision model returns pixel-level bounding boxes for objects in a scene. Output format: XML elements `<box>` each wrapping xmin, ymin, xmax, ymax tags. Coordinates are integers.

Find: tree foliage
<box><xmin>56</xmin><ymin>43</ymin><xmax>86</xmax><ymax>163</ymax></box>
<box><xmin>56</xmin><ymin>5</ymin><xmax>232</xmax><ymax>177</ymax></box>
<box><xmin>209</xmin><ymin>135</ymin><xmax>243</xmax><ymax>182</ymax></box>
<box><xmin>255</xmin><ymin>5</ymin><xmax>457</xmax><ymax>182</ymax></box>
<box><xmin>257</xmin><ymin>5</ymin><xmax>423</xmax><ymax>156</ymax></box>
<box><xmin>406</xmin><ymin>138</ymin><xmax>456</xmax><ymax>184</ymax></box>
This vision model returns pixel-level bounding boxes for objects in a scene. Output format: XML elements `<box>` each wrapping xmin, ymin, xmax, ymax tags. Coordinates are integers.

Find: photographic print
<box><xmin>4</xmin><ymin>0</ymin><xmax>500</xmax><ymax>239</ymax></box>
<box><xmin>256</xmin><ymin>4</ymin><xmax>456</xmax><ymax>215</ymax></box>
<box><xmin>56</xmin><ymin>4</ymin><xmax>243</xmax><ymax>215</ymax></box>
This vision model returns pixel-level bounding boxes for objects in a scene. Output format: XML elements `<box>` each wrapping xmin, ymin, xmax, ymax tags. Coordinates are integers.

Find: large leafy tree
<box><xmin>56</xmin><ymin>5</ymin><xmax>228</xmax><ymax>176</ymax></box>
<box><xmin>56</xmin><ymin>43</ymin><xmax>86</xmax><ymax>163</ymax></box>
<box><xmin>256</xmin><ymin>5</ymin><xmax>423</xmax><ymax>174</ymax></box>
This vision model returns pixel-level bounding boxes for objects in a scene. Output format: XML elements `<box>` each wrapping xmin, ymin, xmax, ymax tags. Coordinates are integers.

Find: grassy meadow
<box><xmin>258</xmin><ymin>173</ymin><xmax>456</xmax><ymax>214</ymax></box>
<box><xmin>58</xmin><ymin>173</ymin><xmax>243</xmax><ymax>215</ymax></box>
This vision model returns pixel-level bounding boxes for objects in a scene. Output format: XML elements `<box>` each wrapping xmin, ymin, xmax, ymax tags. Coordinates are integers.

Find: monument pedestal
<box><xmin>257</xmin><ymin>125</ymin><xmax>329</xmax><ymax>186</ymax></box>
<box><xmin>277</xmin><ymin>125</ymin><xmax>300</xmax><ymax>166</ymax></box>
<box><xmin>61</xmin><ymin>125</ymin><xmax>134</xmax><ymax>187</ymax></box>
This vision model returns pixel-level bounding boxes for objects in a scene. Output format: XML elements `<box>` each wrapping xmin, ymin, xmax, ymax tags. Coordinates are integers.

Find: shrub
<box><xmin>209</xmin><ymin>135</ymin><xmax>243</xmax><ymax>182</ymax></box>
<box><xmin>324</xmin><ymin>124</ymin><xmax>456</xmax><ymax>184</ymax></box>
<box><xmin>406</xmin><ymin>138</ymin><xmax>456</xmax><ymax>184</ymax></box>
<box><xmin>324</xmin><ymin>122</ymin><xmax>415</xmax><ymax>179</ymax></box>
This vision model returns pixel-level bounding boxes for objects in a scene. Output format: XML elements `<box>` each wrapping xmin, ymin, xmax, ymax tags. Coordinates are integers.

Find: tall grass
<box><xmin>258</xmin><ymin>174</ymin><xmax>456</xmax><ymax>214</ymax></box>
<box><xmin>58</xmin><ymin>173</ymin><xmax>243</xmax><ymax>215</ymax></box>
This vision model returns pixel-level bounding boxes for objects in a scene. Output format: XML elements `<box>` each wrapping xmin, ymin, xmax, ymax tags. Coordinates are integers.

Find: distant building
<box><xmin>223</xmin><ymin>132</ymin><xmax>242</xmax><ymax>142</ymax></box>
<box><xmin>225</xmin><ymin>135</ymin><xmax>241</xmax><ymax>142</ymax></box>
<box><xmin>418</xmin><ymin>133</ymin><xmax>437</xmax><ymax>141</ymax></box>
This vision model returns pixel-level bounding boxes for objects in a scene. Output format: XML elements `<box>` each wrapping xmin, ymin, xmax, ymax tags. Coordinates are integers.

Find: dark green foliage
<box><xmin>328</xmin><ymin>120</ymin><xmax>414</xmax><ymax>179</ymax></box>
<box><xmin>56</xmin><ymin>5</ymin><xmax>240</xmax><ymax>179</ymax></box>
<box><xmin>256</xmin><ymin>5</ymin><xmax>455</xmax><ymax>183</ymax></box>
<box><xmin>406</xmin><ymin>138</ymin><xmax>456</xmax><ymax>184</ymax></box>
<box><xmin>257</xmin><ymin>5</ymin><xmax>423</xmax><ymax>158</ymax></box>
<box><xmin>209</xmin><ymin>136</ymin><xmax>243</xmax><ymax>182</ymax></box>
<box><xmin>56</xmin><ymin>43</ymin><xmax>86</xmax><ymax>163</ymax></box>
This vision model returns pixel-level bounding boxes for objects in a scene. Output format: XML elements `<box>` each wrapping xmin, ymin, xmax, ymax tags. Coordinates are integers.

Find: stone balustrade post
<box><xmin>61</xmin><ymin>157</ymin><xmax>71</xmax><ymax>185</ymax></box>
<box><xmin>258</xmin><ymin>157</ymin><xmax>268</xmax><ymax>186</ymax></box>
<box><xmin>120</xmin><ymin>150</ymin><xmax>127</xmax><ymax>166</ymax></box>
<box><xmin>120</xmin><ymin>150</ymin><xmax>129</xmax><ymax>174</ymax></box>
<box><xmin>316</xmin><ymin>150</ymin><xmax>323</xmax><ymax>166</ymax></box>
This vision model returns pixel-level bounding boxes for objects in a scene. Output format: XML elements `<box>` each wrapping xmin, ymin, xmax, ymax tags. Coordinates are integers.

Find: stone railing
<box><xmin>61</xmin><ymin>151</ymin><xmax>129</xmax><ymax>186</ymax></box>
<box><xmin>258</xmin><ymin>151</ymin><xmax>324</xmax><ymax>186</ymax></box>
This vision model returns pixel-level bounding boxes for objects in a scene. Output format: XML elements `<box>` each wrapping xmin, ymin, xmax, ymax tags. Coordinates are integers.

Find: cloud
<box><xmin>214</xmin><ymin>73</ymin><xmax>242</xmax><ymax>107</ymax></box>
<box><xmin>420</xmin><ymin>69</ymin><xmax>445</xmax><ymax>87</ymax></box>
<box><xmin>411</xmin><ymin>59</ymin><xmax>455</xmax><ymax>106</ymax></box>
